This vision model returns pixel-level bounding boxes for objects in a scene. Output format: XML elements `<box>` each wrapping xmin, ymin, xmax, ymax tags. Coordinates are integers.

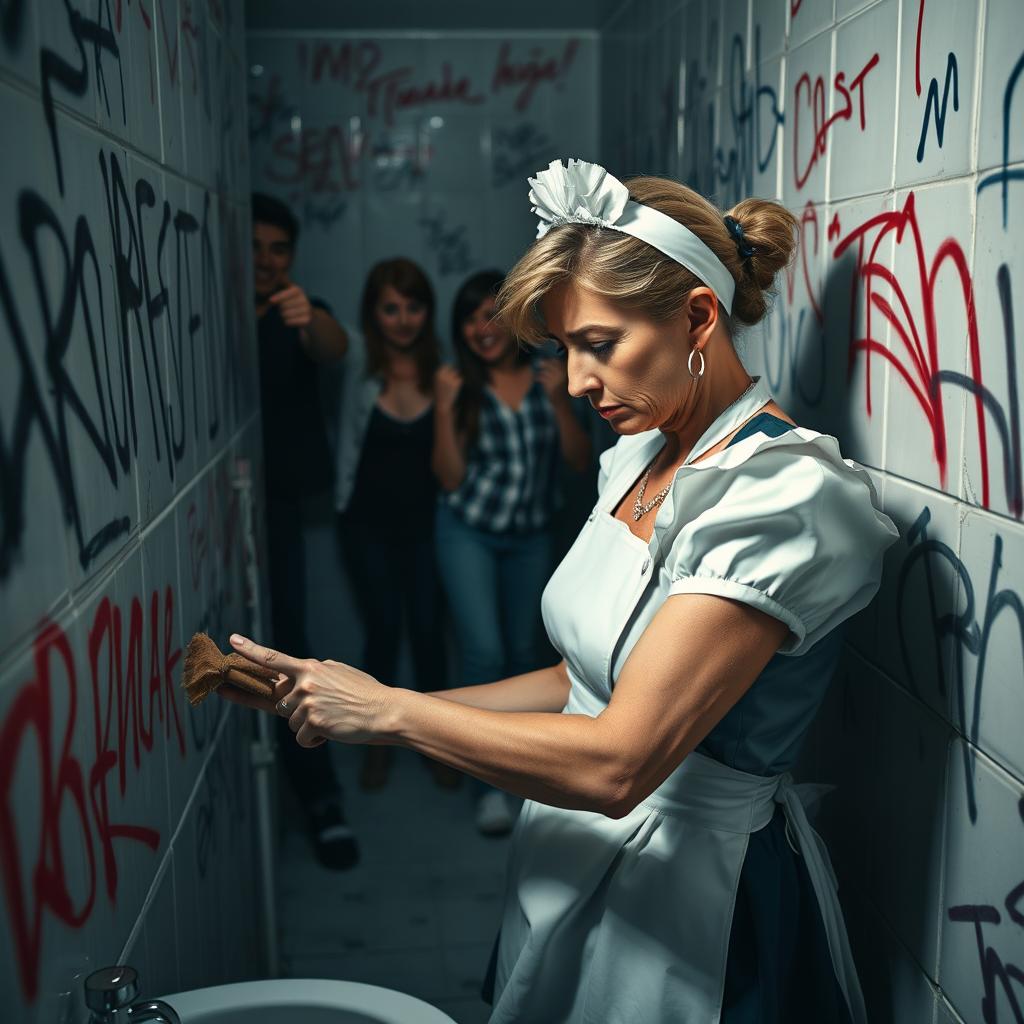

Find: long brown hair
<box><xmin>451</xmin><ymin>270</ymin><xmax>531</xmax><ymax>446</ymax></box>
<box><xmin>360</xmin><ymin>258</ymin><xmax>441</xmax><ymax>391</ymax></box>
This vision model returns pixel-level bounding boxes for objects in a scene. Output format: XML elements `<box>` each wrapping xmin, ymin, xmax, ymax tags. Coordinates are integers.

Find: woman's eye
<box><xmin>590</xmin><ymin>340</ymin><xmax>615</xmax><ymax>355</ymax></box>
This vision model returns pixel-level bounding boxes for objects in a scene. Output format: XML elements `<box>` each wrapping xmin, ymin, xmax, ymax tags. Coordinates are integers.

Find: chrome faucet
<box><xmin>84</xmin><ymin>966</ymin><xmax>181</xmax><ymax>1023</ymax></box>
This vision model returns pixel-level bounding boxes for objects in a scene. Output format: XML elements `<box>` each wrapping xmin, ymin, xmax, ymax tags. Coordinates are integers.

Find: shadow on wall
<box><xmin>783</xmin><ymin>252</ymin><xmax>950</xmax><ymax>1024</ymax></box>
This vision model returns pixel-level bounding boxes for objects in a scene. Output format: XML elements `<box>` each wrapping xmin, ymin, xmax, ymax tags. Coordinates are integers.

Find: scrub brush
<box><xmin>182</xmin><ymin>632</ymin><xmax>278</xmax><ymax>707</ymax></box>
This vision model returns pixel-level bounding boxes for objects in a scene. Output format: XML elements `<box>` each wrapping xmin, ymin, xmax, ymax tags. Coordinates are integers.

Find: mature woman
<box><xmin>222</xmin><ymin>160</ymin><xmax>897</xmax><ymax>1023</ymax></box>
<box><xmin>432</xmin><ymin>269</ymin><xmax>591</xmax><ymax>835</ymax></box>
<box><xmin>333</xmin><ymin>257</ymin><xmax>457</xmax><ymax>790</ymax></box>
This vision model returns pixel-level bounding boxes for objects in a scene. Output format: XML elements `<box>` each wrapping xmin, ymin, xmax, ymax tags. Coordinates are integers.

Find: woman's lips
<box><xmin>597</xmin><ymin>405</ymin><xmax>625</xmax><ymax>419</ymax></box>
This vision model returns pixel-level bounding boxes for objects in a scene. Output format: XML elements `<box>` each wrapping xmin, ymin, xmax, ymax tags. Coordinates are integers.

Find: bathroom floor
<box><xmin>276</xmin><ymin>744</ymin><xmax>515</xmax><ymax>1024</ymax></box>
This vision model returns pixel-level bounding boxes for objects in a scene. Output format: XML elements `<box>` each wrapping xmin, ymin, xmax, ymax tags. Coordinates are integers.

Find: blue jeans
<box><xmin>435</xmin><ymin>503</ymin><xmax>554</xmax><ymax>796</ymax></box>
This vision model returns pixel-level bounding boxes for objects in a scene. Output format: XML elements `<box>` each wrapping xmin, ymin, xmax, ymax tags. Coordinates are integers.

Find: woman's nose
<box><xmin>566</xmin><ymin>353</ymin><xmax>597</xmax><ymax>398</ymax></box>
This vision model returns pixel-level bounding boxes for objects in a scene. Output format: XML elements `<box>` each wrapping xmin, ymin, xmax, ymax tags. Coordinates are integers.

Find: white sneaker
<box><xmin>475</xmin><ymin>791</ymin><xmax>514</xmax><ymax>836</ymax></box>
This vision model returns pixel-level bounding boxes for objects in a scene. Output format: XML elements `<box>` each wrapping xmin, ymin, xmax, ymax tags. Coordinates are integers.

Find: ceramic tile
<box><xmin>0</xmin><ymin>0</ymin><xmax>38</xmax><ymax>87</ymax></box>
<box><xmin>954</xmin><ymin>512</ymin><xmax>1024</xmax><ymax>781</ymax></box>
<box><xmin>894</xmin><ymin>0</ymin><xmax>977</xmax><ymax>187</ymax></box>
<box><xmin>823</xmin><ymin>191</ymin><xmax>897</xmax><ymax>468</ymax></box>
<box><xmin>788</xmin><ymin>0</ymin><xmax>835</xmax><ymax>51</ymax></box>
<box><xmin>0</xmin><ymin>87</ymin><xmax>71</xmax><ymax>653</ymax></box>
<box><xmin>977</xmin><ymin>0</ymin><xmax>1024</xmax><ymax>175</ymax></box>
<box><xmin>785</xmin><ymin>31</ymin><xmax>832</xmax><ymax>209</ymax></box>
<box><xmin>866</xmin><ymin>676</ymin><xmax>951</xmax><ymax>977</ymax></box>
<box><xmin>874</xmin><ymin>476</ymin><xmax>961</xmax><ymax>718</ymax></box>
<box><xmin>829</xmin><ymin>0</ymin><xmax>898</xmax><ymax>201</ymax></box>
<box><xmin>155</xmin><ymin>0</ymin><xmax>187</xmax><ymax>175</ymax></box>
<box><xmin>940</xmin><ymin>742</ymin><xmax>1024</xmax><ymax>1024</ymax></box>
<box><xmin>882</xmin><ymin>182</ymin><xmax>974</xmax><ymax>499</ymax></box>
<box><xmin>965</xmin><ymin>162</ymin><xmax>1023</xmax><ymax>520</ymax></box>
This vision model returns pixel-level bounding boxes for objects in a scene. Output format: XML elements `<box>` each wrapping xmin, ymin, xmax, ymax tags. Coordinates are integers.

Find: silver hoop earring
<box><xmin>687</xmin><ymin>348</ymin><xmax>705</xmax><ymax>380</ymax></box>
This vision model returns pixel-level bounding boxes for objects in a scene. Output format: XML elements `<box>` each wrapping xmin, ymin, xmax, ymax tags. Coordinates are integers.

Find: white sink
<box><xmin>157</xmin><ymin>978</ymin><xmax>459</xmax><ymax>1023</ymax></box>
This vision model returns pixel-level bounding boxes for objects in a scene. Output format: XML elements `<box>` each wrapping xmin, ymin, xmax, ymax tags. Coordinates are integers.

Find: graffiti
<box><xmin>419</xmin><ymin>209</ymin><xmax>472</xmax><ymax>276</ymax></box>
<box><xmin>40</xmin><ymin>0</ymin><xmax>121</xmax><ymax>195</ymax></box>
<box><xmin>491</xmin><ymin>39</ymin><xmax>578</xmax><ymax>113</ymax></box>
<box><xmin>760</xmin><ymin>203</ymin><xmax>827</xmax><ymax>406</ymax></box>
<box><xmin>792</xmin><ymin>52</ymin><xmax>880</xmax><ymax>190</ymax></box>
<box><xmin>947</xmin><ymin>798</ymin><xmax>1024</xmax><ymax>1023</ymax></box>
<box><xmin>716</xmin><ymin>26</ymin><xmax>785</xmax><ymax>205</ymax></box>
<box><xmin>0</xmin><ymin>152</ymin><xmax>241</xmax><ymax>580</ymax></box>
<box><xmin>977</xmin><ymin>51</ymin><xmax>1024</xmax><ymax>229</ymax></box>
<box><xmin>830</xmin><ymin>192</ymin><xmax>999</xmax><ymax>507</ymax></box>
<box><xmin>0</xmin><ymin>587</ymin><xmax>183</xmax><ymax>1001</ymax></box>
<box><xmin>194</xmin><ymin>715</ymin><xmax>247</xmax><ymax>879</ymax></box>
<box><xmin>913</xmin><ymin>0</ymin><xmax>961</xmax><ymax>162</ymax></box>
<box><xmin>2</xmin><ymin>0</ymin><xmax>27</xmax><ymax>51</ymax></box>
<box><xmin>917</xmin><ymin>53</ymin><xmax>959</xmax><ymax>161</ymax></box>
<box><xmin>896</xmin><ymin>508</ymin><xmax>1023</xmax><ymax>824</ymax></box>
<box><xmin>492</xmin><ymin>122</ymin><xmax>554</xmax><ymax>188</ymax></box>
<box><xmin>265</xmin><ymin>123</ymin><xmax>364</xmax><ymax>195</ymax></box>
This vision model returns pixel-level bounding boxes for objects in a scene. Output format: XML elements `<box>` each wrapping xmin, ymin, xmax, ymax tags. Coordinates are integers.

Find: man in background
<box><xmin>252</xmin><ymin>192</ymin><xmax>357</xmax><ymax>869</ymax></box>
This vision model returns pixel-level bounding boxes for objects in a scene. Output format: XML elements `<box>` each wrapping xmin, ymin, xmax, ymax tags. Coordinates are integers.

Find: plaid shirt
<box><xmin>444</xmin><ymin>381</ymin><xmax>560</xmax><ymax>532</ymax></box>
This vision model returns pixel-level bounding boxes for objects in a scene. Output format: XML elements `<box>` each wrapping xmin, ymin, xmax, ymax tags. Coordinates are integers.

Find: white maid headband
<box><xmin>528</xmin><ymin>158</ymin><xmax>737</xmax><ymax>315</ymax></box>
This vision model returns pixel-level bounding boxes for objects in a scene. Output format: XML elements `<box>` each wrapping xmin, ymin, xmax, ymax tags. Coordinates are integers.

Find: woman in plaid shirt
<box><xmin>432</xmin><ymin>270</ymin><xmax>592</xmax><ymax>835</ymax></box>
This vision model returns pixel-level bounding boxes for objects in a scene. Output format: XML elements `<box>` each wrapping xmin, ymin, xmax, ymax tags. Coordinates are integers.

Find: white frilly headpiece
<box><xmin>528</xmin><ymin>158</ymin><xmax>736</xmax><ymax>315</ymax></box>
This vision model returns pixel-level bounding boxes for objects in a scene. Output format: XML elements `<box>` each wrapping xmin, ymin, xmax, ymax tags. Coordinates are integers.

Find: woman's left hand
<box><xmin>535</xmin><ymin>357</ymin><xmax>570</xmax><ymax>407</ymax></box>
<box><xmin>223</xmin><ymin>634</ymin><xmax>395</xmax><ymax>748</ymax></box>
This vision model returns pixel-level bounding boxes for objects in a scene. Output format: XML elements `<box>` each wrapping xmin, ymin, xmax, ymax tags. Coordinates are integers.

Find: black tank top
<box><xmin>344</xmin><ymin>404</ymin><xmax>437</xmax><ymax>537</ymax></box>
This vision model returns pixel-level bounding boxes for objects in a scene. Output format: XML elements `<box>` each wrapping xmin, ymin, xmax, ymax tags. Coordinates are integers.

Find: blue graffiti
<box><xmin>917</xmin><ymin>52</ymin><xmax>959</xmax><ymax>162</ymax></box>
<box><xmin>716</xmin><ymin>26</ymin><xmax>784</xmax><ymax>206</ymax></box>
<box><xmin>977</xmin><ymin>51</ymin><xmax>1024</xmax><ymax>228</ymax></box>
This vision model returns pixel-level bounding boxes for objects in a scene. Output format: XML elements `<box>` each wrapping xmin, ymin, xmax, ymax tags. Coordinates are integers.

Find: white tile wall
<box><xmin>0</xmin><ymin>2</ymin><xmax>262</xmax><ymax>1022</ymax></box>
<box><xmin>603</xmin><ymin>1</ymin><xmax>1022</xmax><ymax>1017</ymax></box>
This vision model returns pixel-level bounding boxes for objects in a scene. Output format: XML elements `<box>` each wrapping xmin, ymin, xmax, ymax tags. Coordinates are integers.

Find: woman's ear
<box><xmin>685</xmin><ymin>287</ymin><xmax>719</xmax><ymax>346</ymax></box>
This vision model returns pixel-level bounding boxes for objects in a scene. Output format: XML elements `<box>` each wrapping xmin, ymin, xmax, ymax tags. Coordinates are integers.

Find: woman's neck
<box><xmin>659</xmin><ymin>356</ymin><xmax>754</xmax><ymax>466</ymax></box>
<box><xmin>385</xmin><ymin>350</ymin><xmax>420</xmax><ymax>382</ymax></box>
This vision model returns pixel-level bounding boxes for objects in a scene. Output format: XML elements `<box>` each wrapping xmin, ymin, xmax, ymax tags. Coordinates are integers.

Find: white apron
<box><xmin>489</xmin><ymin>379</ymin><xmax>883</xmax><ymax>1024</ymax></box>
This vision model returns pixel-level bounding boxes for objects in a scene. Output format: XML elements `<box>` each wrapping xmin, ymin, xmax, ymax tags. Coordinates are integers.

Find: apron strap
<box><xmin>775</xmin><ymin>777</ymin><xmax>868</xmax><ymax>1024</ymax></box>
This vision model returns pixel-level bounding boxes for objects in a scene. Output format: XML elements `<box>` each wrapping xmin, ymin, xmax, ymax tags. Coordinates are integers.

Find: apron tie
<box><xmin>775</xmin><ymin>775</ymin><xmax>868</xmax><ymax>1024</ymax></box>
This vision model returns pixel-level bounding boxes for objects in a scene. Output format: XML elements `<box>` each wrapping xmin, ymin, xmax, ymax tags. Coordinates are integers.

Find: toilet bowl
<box><xmin>157</xmin><ymin>978</ymin><xmax>459</xmax><ymax>1023</ymax></box>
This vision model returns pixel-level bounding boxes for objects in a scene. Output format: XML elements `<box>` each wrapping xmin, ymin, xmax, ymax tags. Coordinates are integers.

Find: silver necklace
<box><xmin>632</xmin><ymin>378</ymin><xmax>757</xmax><ymax>522</ymax></box>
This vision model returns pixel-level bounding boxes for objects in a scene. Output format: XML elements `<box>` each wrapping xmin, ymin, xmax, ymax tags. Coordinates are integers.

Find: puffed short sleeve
<box><xmin>664</xmin><ymin>445</ymin><xmax>898</xmax><ymax>655</ymax></box>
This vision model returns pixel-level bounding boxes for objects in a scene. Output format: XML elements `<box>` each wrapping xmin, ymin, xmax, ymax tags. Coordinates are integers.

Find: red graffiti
<box><xmin>831</xmin><ymin>191</ymin><xmax>989</xmax><ymax>502</ymax></box>
<box><xmin>914</xmin><ymin>0</ymin><xmax>927</xmax><ymax>96</ymax></box>
<box><xmin>157</xmin><ymin>0</ymin><xmax>180</xmax><ymax>88</ymax></box>
<box><xmin>364</xmin><ymin>63</ymin><xmax>484</xmax><ymax>124</ymax></box>
<box><xmin>307</xmin><ymin>40</ymin><xmax>383</xmax><ymax>88</ymax></box>
<box><xmin>0</xmin><ymin>587</ymin><xmax>184</xmax><ymax>1002</ymax></box>
<box><xmin>785</xmin><ymin>202</ymin><xmax>825</xmax><ymax>326</ymax></box>
<box><xmin>265</xmin><ymin>124</ymin><xmax>365</xmax><ymax>195</ymax></box>
<box><xmin>181</xmin><ymin>0</ymin><xmax>202</xmax><ymax>95</ymax></box>
<box><xmin>792</xmin><ymin>53</ymin><xmax>880</xmax><ymax>190</ymax></box>
<box><xmin>491</xmin><ymin>40</ymin><xmax>579</xmax><ymax>112</ymax></box>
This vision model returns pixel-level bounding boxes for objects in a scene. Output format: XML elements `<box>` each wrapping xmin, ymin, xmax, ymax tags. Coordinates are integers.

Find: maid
<box><xmin>224</xmin><ymin>159</ymin><xmax>898</xmax><ymax>1024</ymax></box>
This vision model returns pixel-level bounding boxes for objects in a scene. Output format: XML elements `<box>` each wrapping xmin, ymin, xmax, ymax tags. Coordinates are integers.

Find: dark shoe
<box><xmin>429</xmin><ymin>760</ymin><xmax>463</xmax><ymax>790</ymax></box>
<box><xmin>359</xmin><ymin>746</ymin><xmax>393</xmax><ymax>791</ymax></box>
<box><xmin>475</xmin><ymin>791</ymin><xmax>514</xmax><ymax>837</ymax></box>
<box><xmin>308</xmin><ymin>799</ymin><xmax>360</xmax><ymax>871</ymax></box>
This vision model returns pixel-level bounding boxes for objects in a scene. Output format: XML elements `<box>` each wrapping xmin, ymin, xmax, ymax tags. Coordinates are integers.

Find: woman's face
<box><xmin>541</xmin><ymin>280</ymin><xmax>693</xmax><ymax>434</ymax></box>
<box><xmin>461</xmin><ymin>295</ymin><xmax>516</xmax><ymax>365</ymax></box>
<box><xmin>374</xmin><ymin>284</ymin><xmax>428</xmax><ymax>348</ymax></box>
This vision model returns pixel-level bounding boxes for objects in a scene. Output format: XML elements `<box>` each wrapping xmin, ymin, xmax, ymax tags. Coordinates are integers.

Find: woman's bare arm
<box><xmin>382</xmin><ymin>595</ymin><xmax>788</xmax><ymax>816</ymax></box>
<box><xmin>426</xmin><ymin>660</ymin><xmax>570</xmax><ymax>713</ymax></box>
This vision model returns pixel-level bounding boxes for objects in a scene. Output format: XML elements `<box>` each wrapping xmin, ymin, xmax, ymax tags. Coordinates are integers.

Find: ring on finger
<box><xmin>277</xmin><ymin>698</ymin><xmax>289</xmax><ymax>715</ymax></box>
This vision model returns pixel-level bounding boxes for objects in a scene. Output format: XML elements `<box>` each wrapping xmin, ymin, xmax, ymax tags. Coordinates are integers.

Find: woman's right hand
<box><xmin>434</xmin><ymin>365</ymin><xmax>464</xmax><ymax>411</ymax></box>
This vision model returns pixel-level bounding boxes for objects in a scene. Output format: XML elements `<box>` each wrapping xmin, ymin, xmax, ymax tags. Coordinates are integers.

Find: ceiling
<box><xmin>244</xmin><ymin>0</ymin><xmax>624</xmax><ymax>32</ymax></box>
